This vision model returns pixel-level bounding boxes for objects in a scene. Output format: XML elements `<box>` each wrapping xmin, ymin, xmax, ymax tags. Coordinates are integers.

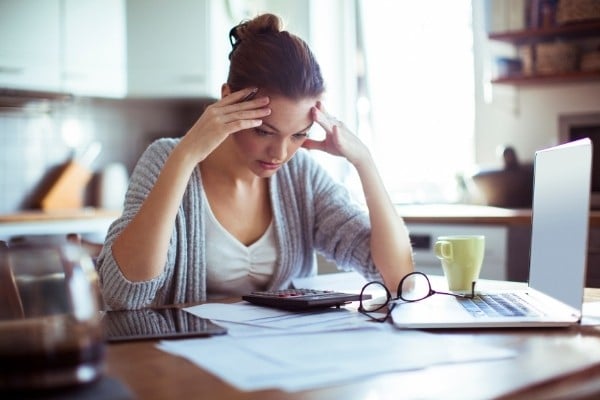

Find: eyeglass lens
<box><xmin>399</xmin><ymin>273</ymin><xmax>433</xmax><ymax>301</ymax></box>
<box><xmin>359</xmin><ymin>281</ymin><xmax>390</xmax><ymax>312</ymax></box>
<box><xmin>359</xmin><ymin>273</ymin><xmax>478</xmax><ymax>323</ymax></box>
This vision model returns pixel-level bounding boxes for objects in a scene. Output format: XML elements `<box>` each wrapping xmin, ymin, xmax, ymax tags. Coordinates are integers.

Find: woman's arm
<box><xmin>350</xmin><ymin>152</ymin><xmax>414</xmax><ymax>289</ymax></box>
<box><xmin>303</xmin><ymin>102</ymin><xmax>414</xmax><ymax>290</ymax></box>
<box><xmin>111</xmin><ymin>89</ymin><xmax>271</xmax><ymax>281</ymax></box>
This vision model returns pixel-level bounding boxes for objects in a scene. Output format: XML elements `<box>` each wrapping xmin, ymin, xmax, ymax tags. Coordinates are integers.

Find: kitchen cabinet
<box><xmin>0</xmin><ymin>0</ymin><xmax>61</xmax><ymax>92</ymax></box>
<box><xmin>125</xmin><ymin>0</ymin><xmax>230</xmax><ymax>98</ymax></box>
<box><xmin>62</xmin><ymin>0</ymin><xmax>127</xmax><ymax>98</ymax></box>
<box><xmin>489</xmin><ymin>21</ymin><xmax>600</xmax><ymax>85</ymax></box>
<box><xmin>407</xmin><ymin>223</ymin><xmax>510</xmax><ymax>281</ymax></box>
<box><xmin>587</xmin><ymin>228</ymin><xmax>600</xmax><ymax>287</ymax></box>
<box><xmin>0</xmin><ymin>0</ymin><xmax>230</xmax><ymax>98</ymax></box>
<box><xmin>0</xmin><ymin>0</ymin><xmax>125</xmax><ymax>97</ymax></box>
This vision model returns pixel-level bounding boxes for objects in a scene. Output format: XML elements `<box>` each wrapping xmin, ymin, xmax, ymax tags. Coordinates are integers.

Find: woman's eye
<box><xmin>254</xmin><ymin>128</ymin><xmax>272</xmax><ymax>137</ymax></box>
<box><xmin>292</xmin><ymin>133</ymin><xmax>309</xmax><ymax>141</ymax></box>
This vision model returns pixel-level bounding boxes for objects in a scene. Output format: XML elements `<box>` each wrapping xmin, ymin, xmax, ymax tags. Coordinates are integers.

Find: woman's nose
<box><xmin>268</xmin><ymin>139</ymin><xmax>287</xmax><ymax>161</ymax></box>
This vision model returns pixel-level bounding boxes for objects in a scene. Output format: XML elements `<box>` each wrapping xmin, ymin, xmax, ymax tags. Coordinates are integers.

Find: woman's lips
<box><xmin>258</xmin><ymin>160</ymin><xmax>281</xmax><ymax>170</ymax></box>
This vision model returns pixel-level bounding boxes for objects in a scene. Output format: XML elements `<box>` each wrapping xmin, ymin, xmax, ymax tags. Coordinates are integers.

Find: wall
<box><xmin>477</xmin><ymin>83</ymin><xmax>600</xmax><ymax>166</ymax></box>
<box><xmin>472</xmin><ymin>1</ymin><xmax>600</xmax><ymax>168</ymax></box>
<box><xmin>0</xmin><ymin>97</ymin><xmax>212</xmax><ymax>213</ymax></box>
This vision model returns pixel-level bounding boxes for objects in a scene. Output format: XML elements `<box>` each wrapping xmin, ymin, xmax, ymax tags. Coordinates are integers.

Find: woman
<box><xmin>96</xmin><ymin>13</ymin><xmax>414</xmax><ymax>310</ymax></box>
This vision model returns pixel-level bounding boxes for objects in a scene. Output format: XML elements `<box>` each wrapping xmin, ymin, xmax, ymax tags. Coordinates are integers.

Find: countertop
<box><xmin>2</xmin><ymin>205</ymin><xmax>524</xmax><ymax>224</ymax></box>
<box><xmin>2</xmin><ymin>204</ymin><xmax>600</xmax><ymax>228</ymax></box>
<box><xmin>0</xmin><ymin>208</ymin><xmax>121</xmax><ymax>223</ymax></box>
<box><xmin>0</xmin><ymin>208</ymin><xmax>121</xmax><ymax>240</ymax></box>
<box><xmin>395</xmin><ymin>204</ymin><xmax>532</xmax><ymax>225</ymax></box>
<box><xmin>396</xmin><ymin>204</ymin><xmax>600</xmax><ymax>227</ymax></box>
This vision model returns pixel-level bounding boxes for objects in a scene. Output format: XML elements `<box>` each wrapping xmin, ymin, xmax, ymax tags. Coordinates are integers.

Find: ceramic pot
<box><xmin>471</xmin><ymin>147</ymin><xmax>534</xmax><ymax>208</ymax></box>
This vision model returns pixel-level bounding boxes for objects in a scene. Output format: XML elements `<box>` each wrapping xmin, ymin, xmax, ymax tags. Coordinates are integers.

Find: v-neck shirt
<box><xmin>203</xmin><ymin>192</ymin><xmax>277</xmax><ymax>299</ymax></box>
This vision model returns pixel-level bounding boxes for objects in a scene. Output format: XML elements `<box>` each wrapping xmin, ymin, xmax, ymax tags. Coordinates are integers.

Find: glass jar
<box><xmin>0</xmin><ymin>236</ymin><xmax>105</xmax><ymax>391</ymax></box>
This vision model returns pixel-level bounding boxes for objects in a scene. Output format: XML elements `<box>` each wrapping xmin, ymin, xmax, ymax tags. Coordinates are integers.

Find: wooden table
<box><xmin>105</xmin><ymin>291</ymin><xmax>600</xmax><ymax>400</ymax></box>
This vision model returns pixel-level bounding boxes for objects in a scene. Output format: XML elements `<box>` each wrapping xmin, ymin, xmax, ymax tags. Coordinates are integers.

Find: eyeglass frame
<box><xmin>358</xmin><ymin>271</ymin><xmax>477</xmax><ymax>322</ymax></box>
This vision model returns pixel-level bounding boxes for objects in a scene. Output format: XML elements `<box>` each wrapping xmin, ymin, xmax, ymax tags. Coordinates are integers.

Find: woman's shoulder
<box><xmin>138</xmin><ymin>137</ymin><xmax>181</xmax><ymax>163</ymax></box>
<box><xmin>147</xmin><ymin>137</ymin><xmax>181</xmax><ymax>154</ymax></box>
<box><xmin>130</xmin><ymin>137</ymin><xmax>182</xmax><ymax>179</ymax></box>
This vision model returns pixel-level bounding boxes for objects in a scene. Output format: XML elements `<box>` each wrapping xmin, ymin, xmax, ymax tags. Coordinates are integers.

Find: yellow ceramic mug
<box><xmin>434</xmin><ymin>235</ymin><xmax>485</xmax><ymax>292</ymax></box>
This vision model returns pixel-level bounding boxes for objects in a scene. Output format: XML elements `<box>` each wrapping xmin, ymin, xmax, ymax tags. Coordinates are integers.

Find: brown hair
<box><xmin>227</xmin><ymin>13</ymin><xmax>324</xmax><ymax>99</ymax></box>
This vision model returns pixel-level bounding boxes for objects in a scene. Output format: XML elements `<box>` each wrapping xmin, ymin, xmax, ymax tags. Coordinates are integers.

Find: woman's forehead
<box><xmin>263</xmin><ymin>95</ymin><xmax>319</xmax><ymax>133</ymax></box>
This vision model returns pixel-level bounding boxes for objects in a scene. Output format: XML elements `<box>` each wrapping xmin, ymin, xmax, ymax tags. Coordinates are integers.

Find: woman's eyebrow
<box><xmin>262</xmin><ymin>121</ymin><xmax>313</xmax><ymax>135</ymax></box>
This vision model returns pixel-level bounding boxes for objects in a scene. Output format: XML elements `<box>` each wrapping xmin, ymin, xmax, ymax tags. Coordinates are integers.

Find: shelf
<box><xmin>492</xmin><ymin>70</ymin><xmax>600</xmax><ymax>85</ymax></box>
<box><xmin>488</xmin><ymin>21</ymin><xmax>600</xmax><ymax>45</ymax></box>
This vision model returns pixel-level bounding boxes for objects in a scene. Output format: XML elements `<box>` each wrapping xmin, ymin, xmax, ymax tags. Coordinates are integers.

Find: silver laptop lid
<box><xmin>529</xmin><ymin>138</ymin><xmax>592</xmax><ymax>310</ymax></box>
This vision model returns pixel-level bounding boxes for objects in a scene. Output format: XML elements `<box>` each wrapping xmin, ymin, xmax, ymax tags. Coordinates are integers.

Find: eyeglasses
<box><xmin>358</xmin><ymin>271</ymin><xmax>476</xmax><ymax>322</ymax></box>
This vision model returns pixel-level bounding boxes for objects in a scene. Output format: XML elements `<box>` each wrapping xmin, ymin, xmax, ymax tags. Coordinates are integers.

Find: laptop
<box><xmin>391</xmin><ymin>138</ymin><xmax>592</xmax><ymax>328</ymax></box>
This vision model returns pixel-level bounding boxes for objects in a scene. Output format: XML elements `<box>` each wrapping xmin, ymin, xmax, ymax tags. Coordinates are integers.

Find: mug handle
<box><xmin>434</xmin><ymin>241</ymin><xmax>453</xmax><ymax>260</ymax></box>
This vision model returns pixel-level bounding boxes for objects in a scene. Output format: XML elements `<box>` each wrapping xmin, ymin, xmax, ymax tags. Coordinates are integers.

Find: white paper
<box><xmin>184</xmin><ymin>302</ymin><xmax>379</xmax><ymax>336</ymax></box>
<box><xmin>157</xmin><ymin>329</ymin><xmax>516</xmax><ymax>392</ymax></box>
<box><xmin>167</xmin><ymin>274</ymin><xmax>517</xmax><ymax>392</ymax></box>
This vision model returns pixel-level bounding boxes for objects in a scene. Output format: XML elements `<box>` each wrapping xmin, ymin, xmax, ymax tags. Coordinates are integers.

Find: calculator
<box><xmin>242</xmin><ymin>288</ymin><xmax>370</xmax><ymax>311</ymax></box>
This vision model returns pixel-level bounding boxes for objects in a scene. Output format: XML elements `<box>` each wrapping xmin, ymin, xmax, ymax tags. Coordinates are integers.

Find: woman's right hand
<box><xmin>179</xmin><ymin>88</ymin><xmax>271</xmax><ymax>164</ymax></box>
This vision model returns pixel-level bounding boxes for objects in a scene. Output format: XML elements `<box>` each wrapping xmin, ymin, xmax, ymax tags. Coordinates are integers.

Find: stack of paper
<box><xmin>156</xmin><ymin>300</ymin><xmax>516</xmax><ymax>392</ymax></box>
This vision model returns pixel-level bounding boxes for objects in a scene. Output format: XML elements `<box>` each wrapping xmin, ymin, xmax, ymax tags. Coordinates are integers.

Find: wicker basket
<box><xmin>518</xmin><ymin>45</ymin><xmax>535</xmax><ymax>76</ymax></box>
<box><xmin>556</xmin><ymin>0</ymin><xmax>600</xmax><ymax>25</ymax></box>
<box><xmin>535</xmin><ymin>42</ymin><xmax>580</xmax><ymax>74</ymax></box>
<box><xmin>581</xmin><ymin>50</ymin><xmax>600</xmax><ymax>71</ymax></box>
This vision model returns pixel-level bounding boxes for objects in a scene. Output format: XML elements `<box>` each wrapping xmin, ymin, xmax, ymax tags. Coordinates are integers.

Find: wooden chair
<box><xmin>0</xmin><ymin>240</ymin><xmax>25</xmax><ymax>319</ymax></box>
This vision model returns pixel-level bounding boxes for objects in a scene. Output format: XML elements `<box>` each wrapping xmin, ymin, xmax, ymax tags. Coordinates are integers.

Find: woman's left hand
<box><xmin>302</xmin><ymin>101</ymin><xmax>370</xmax><ymax>166</ymax></box>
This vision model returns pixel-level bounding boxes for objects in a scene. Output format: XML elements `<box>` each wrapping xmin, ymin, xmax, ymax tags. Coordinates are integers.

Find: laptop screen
<box><xmin>528</xmin><ymin>139</ymin><xmax>592</xmax><ymax>310</ymax></box>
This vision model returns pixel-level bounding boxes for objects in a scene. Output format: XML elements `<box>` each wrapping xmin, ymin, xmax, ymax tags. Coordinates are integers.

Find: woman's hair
<box><xmin>227</xmin><ymin>13</ymin><xmax>324</xmax><ymax>99</ymax></box>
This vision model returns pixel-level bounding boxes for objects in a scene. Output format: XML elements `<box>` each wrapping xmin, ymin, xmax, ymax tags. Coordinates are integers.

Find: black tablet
<box><xmin>102</xmin><ymin>307</ymin><xmax>227</xmax><ymax>342</ymax></box>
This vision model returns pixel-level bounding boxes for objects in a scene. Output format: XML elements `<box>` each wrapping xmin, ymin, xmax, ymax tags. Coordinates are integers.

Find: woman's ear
<box><xmin>221</xmin><ymin>83</ymin><xmax>232</xmax><ymax>99</ymax></box>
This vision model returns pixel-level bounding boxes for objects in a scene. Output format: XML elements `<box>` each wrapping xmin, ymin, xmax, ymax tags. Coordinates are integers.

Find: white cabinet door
<box><xmin>62</xmin><ymin>0</ymin><xmax>127</xmax><ymax>98</ymax></box>
<box><xmin>0</xmin><ymin>0</ymin><xmax>61</xmax><ymax>91</ymax></box>
<box><xmin>126</xmin><ymin>0</ymin><xmax>225</xmax><ymax>98</ymax></box>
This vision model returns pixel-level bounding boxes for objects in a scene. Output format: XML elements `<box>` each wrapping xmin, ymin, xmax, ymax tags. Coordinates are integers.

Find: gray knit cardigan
<box><xmin>96</xmin><ymin>138</ymin><xmax>381</xmax><ymax>310</ymax></box>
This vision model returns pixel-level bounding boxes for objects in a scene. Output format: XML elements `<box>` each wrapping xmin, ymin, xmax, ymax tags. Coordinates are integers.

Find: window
<box><xmin>357</xmin><ymin>0</ymin><xmax>475</xmax><ymax>204</ymax></box>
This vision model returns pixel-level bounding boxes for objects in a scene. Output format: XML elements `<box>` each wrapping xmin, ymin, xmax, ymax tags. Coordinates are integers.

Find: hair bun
<box><xmin>229</xmin><ymin>13</ymin><xmax>283</xmax><ymax>54</ymax></box>
<box><xmin>226</xmin><ymin>12</ymin><xmax>324</xmax><ymax>99</ymax></box>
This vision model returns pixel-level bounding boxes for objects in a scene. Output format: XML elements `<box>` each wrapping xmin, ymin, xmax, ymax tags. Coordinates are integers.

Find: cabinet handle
<box><xmin>0</xmin><ymin>66</ymin><xmax>25</xmax><ymax>75</ymax></box>
<box><xmin>62</xmin><ymin>71</ymin><xmax>87</xmax><ymax>81</ymax></box>
<box><xmin>176</xmin><ymin>74</ymin><xmax>205</xmax><ymax>84</ymax></box>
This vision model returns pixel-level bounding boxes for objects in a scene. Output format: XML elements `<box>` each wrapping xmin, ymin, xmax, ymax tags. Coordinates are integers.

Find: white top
<box><xmin>204</xmin><ymin>195</ymin><xmax>277</xmax><ymax>299</ymax></box>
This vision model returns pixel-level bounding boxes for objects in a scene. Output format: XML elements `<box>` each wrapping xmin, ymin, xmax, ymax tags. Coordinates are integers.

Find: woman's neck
<box><xmin>200</xmin><ymin>138</ymin><xmax>261</xmax><ymax>188</ymax></box>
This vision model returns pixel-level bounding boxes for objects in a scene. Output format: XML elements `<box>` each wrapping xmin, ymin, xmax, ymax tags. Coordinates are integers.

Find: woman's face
<box><xmin>233</xmin><ymin>94</ymin><xmax>318</xmax><ymax>178</ymax></box>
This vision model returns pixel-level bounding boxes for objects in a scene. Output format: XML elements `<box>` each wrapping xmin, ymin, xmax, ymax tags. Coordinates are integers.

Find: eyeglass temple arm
<box><xmin>453</xmin><ymin>281</ymin><xmax>477</xmax><ymax>299</ymax></box>
<box><xmin>469</xmin><ymin>281</ymin><xmax>477</xmax><ymax>298</ymax></box>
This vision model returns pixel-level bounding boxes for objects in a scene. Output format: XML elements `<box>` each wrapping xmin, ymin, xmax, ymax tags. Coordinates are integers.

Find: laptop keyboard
<box><xmin>458</xmin><ymin>293</ymin><xmax>544</xmax><ymax>318</ymax></box>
